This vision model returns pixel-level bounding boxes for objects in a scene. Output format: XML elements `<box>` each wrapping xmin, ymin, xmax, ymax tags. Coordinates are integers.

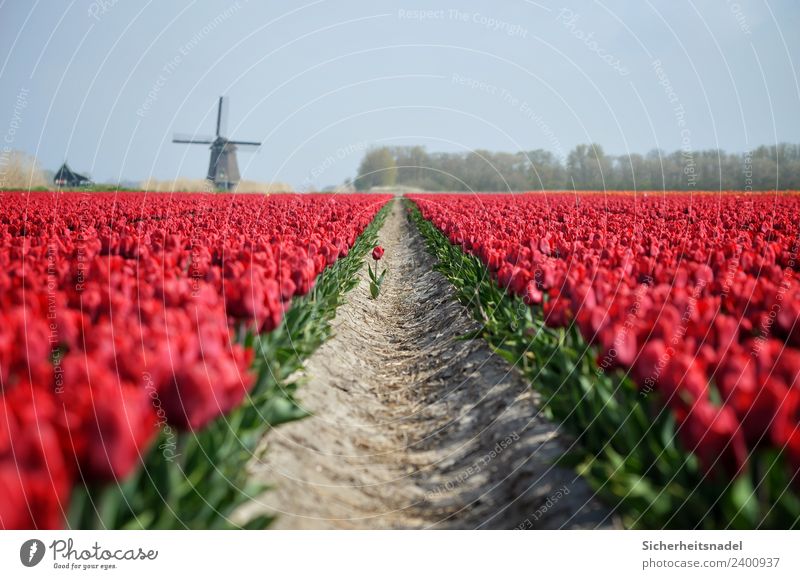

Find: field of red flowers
<box><xmin>3</xmin><ymin>188</ymin><xmax>798</xmax><ymax>529</ymax></box>
<box><xmin>0</xmin><ymin>191</ymin><xmax>389</xmax><ymax>529</ymax></box>
<box><xmin>409</xmin><ymin>192</ymin><xmax>800</xmax><ymax>526</ymax></box>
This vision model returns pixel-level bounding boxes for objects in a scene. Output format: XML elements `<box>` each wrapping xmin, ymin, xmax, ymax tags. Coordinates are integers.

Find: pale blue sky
<box><xmin>1</xmin><ymin>0</ymin><xmax>798</xmax><ymax>188</ymax></box>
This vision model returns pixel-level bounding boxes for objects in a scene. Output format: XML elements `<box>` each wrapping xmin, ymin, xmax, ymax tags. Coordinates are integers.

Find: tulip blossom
<box><xmin>0</xmin><ymin>191</ymin><xmax>390</xmax><ymax>528</ymax></box>
<box><xmin>368</xmin><ymin>246</ymin><xmax>387</xmax><ymax>298</ymax></box>
<box><xmin>409</xmin><ymin>192</ymin><xmax>800</xmax><ymax>480</ymax></box>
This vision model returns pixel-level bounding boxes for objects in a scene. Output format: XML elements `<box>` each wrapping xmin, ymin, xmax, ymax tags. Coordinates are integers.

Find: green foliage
<box><xmin>357</xmin><ymin>143</ymin><xmax>800</xmax><ymax>191</ymax></box>
<box><xmin>354</xmin><ymin>147</ymin><xmax>398</xmax><ymax>190</ymax></box>
<box><xmin>407</xmin><ymin>200</ymin><xmax>800</xmax><ymax>529</ymax></box>
<box><xmin>67</xmin><ymin>202</ymin><xmax>392</xmax><ymax>529</ymax></box>
<box><xmin>367</xmin><ymin>261</ymin><xmax>387</xmax><ymax>299</ymax></box>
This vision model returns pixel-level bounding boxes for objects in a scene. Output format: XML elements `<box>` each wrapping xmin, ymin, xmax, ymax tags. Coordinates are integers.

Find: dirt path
<box><xmin>242</xmin><ymin>200</ymin><xmax>614</xmax><ymax>529</ymax></box>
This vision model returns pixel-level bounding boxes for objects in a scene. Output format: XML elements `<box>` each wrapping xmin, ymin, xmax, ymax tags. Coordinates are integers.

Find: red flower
<box><xmin>676</xmin><ymin>399</ymin><xmax>748</xmax><ymax>477</ymax></box>
<box><xmin>57</xmin><ymin>357</ymin><xmax>157</xmax><ymax>482</ymax></box>
<box><xmin>408</xmin><ymin>191</ymin><xmax>800</xmax><ymax>481</ymax></box>
<box><xmin>772</xmin><ymin>386</ymin><xmax>800</xmax><ymax>474</ymax></box>
<box><xmin>1</xmin><ymin>386</ymin><xmax>72</xmax><ymax>529</ymax></box>
<box><xmin>372</xmin><ymin>246</ymin><xmax>384</xmax><ymax>261</ymax></box>
<box><xmin>0</xmin><ymin>191</ymin><xmax>391</xmax><ymax>524</ymax></box>
<box><xmin>522</xmin><ymin>281</ymin><xmax>543</xmax><ymax>305</ymax></box>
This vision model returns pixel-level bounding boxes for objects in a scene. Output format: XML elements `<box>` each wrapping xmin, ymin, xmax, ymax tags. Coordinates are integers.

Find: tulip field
<box><xmin>0</xmin><ymin>191</ymin><xmax>390</xmax><ymax>529</ymax></box>
<box><xmin>408</xmin><ymin>192</ymin><xmax>800</xmax><ymax>527</ymax></box>
<box><xmin>1</xmin><ymin>189</ymin><xmax>799</xmax><ymax>529</ymax></box>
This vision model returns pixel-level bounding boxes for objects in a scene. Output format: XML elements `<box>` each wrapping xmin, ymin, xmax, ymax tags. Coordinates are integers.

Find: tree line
<box><xmin>353</xmin><ymin>143</ymin><xmax>800</xmax><ymax>191</ymax></box>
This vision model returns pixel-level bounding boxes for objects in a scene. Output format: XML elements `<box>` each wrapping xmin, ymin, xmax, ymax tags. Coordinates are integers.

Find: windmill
<box><xmin>173</xmin><ymin>97</ymin><xmax>261</xmax><ymax>191</ymax></box>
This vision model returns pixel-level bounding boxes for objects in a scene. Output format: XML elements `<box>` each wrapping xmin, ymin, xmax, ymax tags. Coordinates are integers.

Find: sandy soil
<box><xmin>241</xmin><ymin>200</ymin><xmax>615</xmax><ymax>529</ymax></box>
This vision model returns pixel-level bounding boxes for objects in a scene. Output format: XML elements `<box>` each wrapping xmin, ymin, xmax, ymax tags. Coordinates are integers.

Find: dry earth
<box><xmin>242</xmin><ymin>200</ymin><xmax>616</xmax><ymax>529</ymax></box>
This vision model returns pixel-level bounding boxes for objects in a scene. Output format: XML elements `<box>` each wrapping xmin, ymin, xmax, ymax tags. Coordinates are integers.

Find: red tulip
<box><xmin>408</xmin><ymin>191</ymin><xmax>800</xmax><ymax>480</ymax></box>
<box><xmin>372</xmin><ymin>246</ymin><xmax>384</xmax><ymax>260</ymax></box>
<box><xmin>675</xmin><ymin>400</ymin><xmax>748</xmax><ymax>477</ymax></box>
<box><xmin>0</xmin><ymin>191</ymin><xmax>391</xmax><ymax>527</ymax></box>
<box><xmin>522</xmin><ymin>281</ymin><xmax>543</xmax><ymax>305</ymax></box>
<box><xmin>1</xmin><ymin>385</ymin><xmax>72</xmax><ymax>529</ymax></box>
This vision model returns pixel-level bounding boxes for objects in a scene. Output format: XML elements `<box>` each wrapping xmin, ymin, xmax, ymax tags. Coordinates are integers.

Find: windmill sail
<box><xmin>216</xmin><ymin>96</ymin><xmax>229</xmax><ymax>138</ymax></box>
<box><xmin>172</xmin><ymin>133</ymin><xmax>214</xmax><ymax>144</ymax></box>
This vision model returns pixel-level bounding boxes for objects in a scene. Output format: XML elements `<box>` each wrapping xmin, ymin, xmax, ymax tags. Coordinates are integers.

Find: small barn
<box><xmin>53</xmin><ymin>162</ymin><xmax>91</xmax><ymax>188</ymax></box>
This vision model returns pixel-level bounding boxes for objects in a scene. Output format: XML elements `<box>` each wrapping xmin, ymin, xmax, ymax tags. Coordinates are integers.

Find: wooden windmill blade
<box><xmin>228</xmin><ymin>140</ymin><xmax>261</xmax><ymax>151</ymax></box>
<box><xmin>172</xmin><ymin>133</ymin><xmax>214</xmax><ymax>144</ymax></box>
<box><xmin>216</xmin><ymin>96</ymin><xmax>229</xmax><ymax>138</ymax></box>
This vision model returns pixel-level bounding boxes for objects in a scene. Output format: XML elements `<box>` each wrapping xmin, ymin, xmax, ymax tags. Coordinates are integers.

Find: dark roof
<box><xmin>54</xmin><ymin>163</ymin><xmax>90</xmax><ymax>185</ymax></box>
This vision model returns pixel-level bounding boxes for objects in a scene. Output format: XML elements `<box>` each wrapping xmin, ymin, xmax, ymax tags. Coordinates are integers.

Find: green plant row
<box><xmin>406</xmin><ymin>200</ymin><xmax>799</xmax><ymax>529</ymax></box>
<box><xmin>67</xmin><ymin>201</ymin><xmax>392</xmax><ymax>529</ymax></box>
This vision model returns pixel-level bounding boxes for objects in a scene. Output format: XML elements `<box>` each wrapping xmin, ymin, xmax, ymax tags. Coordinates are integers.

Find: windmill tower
<box><xmin>173</xmin><ymin>97</ymin><xmax>261</xmax><ymax>191</ymax></box>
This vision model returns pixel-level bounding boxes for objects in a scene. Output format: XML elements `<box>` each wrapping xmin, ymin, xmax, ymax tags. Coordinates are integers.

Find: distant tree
<box><xmin>525</xmin><ymin>149</ymin><xmax>566</xmax><ymax>190</ymax></box>
<box><xmin>566</xmin><ymin>144</ymin><xmax>611</xmax><ymax>189</ymax></box>
<box><xmin>354</xmin><ymin>147</ymin><xmax>397</xmax><ymax>190</ymax></box>
<box><xmin>643</xmin><ymin>149</ymin><xmax>666</xmax><ymax>190</ymax></box>
<box><xmin>751</xmin><ymin>146</ymin><xmax>778</xmax><ymax>190</ymax></box>
<box><xmin>392</xmin><ymin>145</ymin><xmax>430</xmax><ymax>186</ymax></box>
<box><xmin>614</xmin><ymin>153</ymin><xmax>643</xmax><ymax>189</ymax></box>
<box><xmin>352</xmin><ymin>142</ymin><xmax>800</xmax><ymax>191</ymax></box>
